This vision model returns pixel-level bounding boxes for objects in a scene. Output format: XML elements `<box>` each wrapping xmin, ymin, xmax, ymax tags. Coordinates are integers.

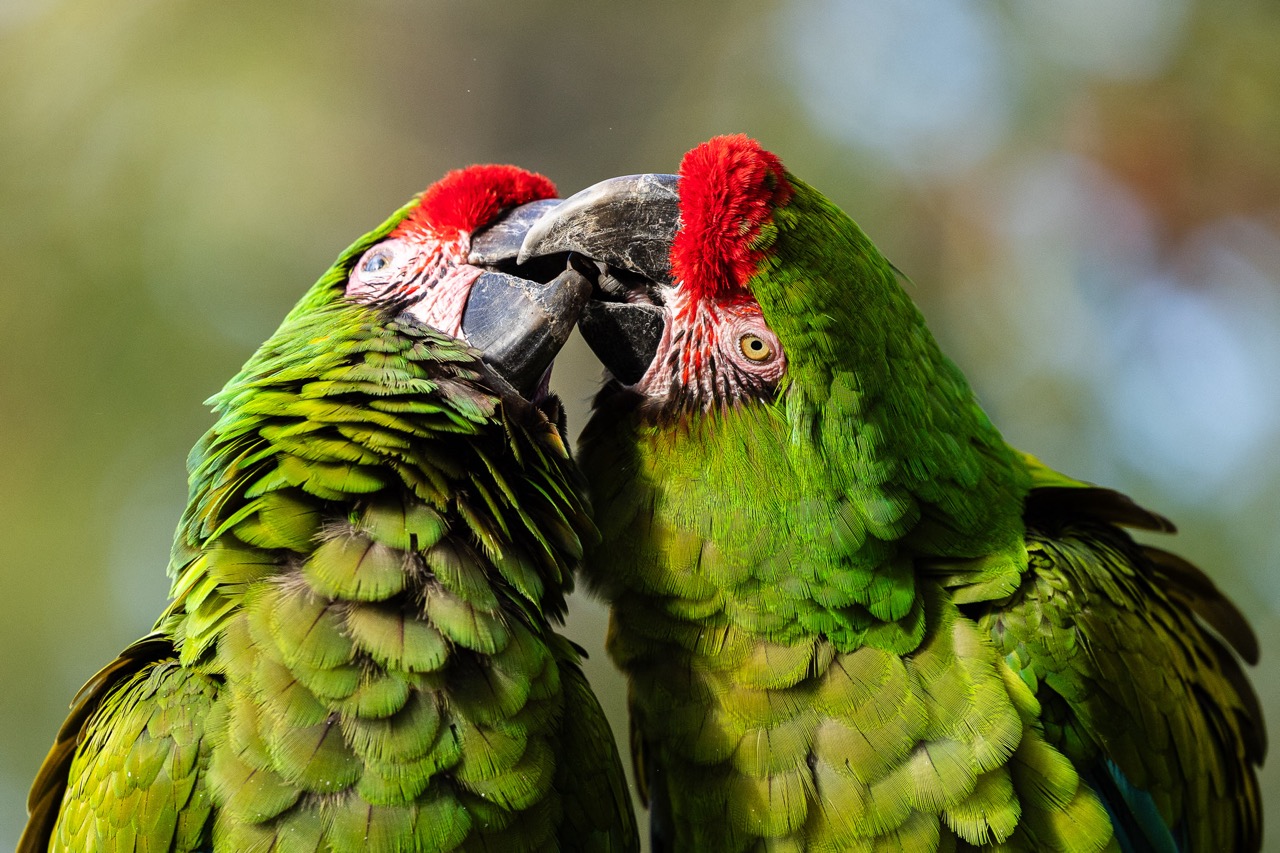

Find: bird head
<box><xmin>519</xmin><ymin>136</ymin><xmax>1027</xmax><ymax>575</ymax></box>
<box><xmin>516</xmin><ymin>134</ymin><xmax>930</xmax><ymax>417</ymax></box>
<box><xmin>335</xmin><ymin>163</ymin><xmax>590</xmax><ymax>398</ymax></box>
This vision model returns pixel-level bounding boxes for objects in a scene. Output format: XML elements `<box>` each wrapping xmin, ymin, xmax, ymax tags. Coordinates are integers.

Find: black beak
<box><xmin>468</xmin><ymin>198</ymin><xmax>561</xmax><ymax>265</ymax></box>
<box><xmin>459</xmin><ymin>200</ymin><xmax>592</xmax><ymax>396</ymax></box>
<box><xmin>518</xmin><ymin>174</ymin><xmax>681</xmax><ymax>385</ymax></box>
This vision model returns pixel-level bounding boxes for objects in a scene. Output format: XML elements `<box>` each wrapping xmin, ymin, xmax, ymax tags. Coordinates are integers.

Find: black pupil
<box><xmin>749</xmin><ymin>339</ymin><xmax>764</xmax><ymax>351</ymax></box>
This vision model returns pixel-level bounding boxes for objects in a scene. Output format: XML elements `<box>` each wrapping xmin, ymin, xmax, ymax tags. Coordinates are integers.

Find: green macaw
<box><xmin>518</xmin><ymin>135</ymin><xmax>1264</xmax><ymax>852</ymax></box>
<box><xmin>20</xmin><ymin>165</ymin><xmax>638</xmax><ymax>853</ymax></box>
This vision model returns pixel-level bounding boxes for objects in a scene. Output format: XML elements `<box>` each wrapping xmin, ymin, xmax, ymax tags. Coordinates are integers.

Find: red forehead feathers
<box><xmin>397</xmin><ymin>164</ymin><xmax>557</xmax><ymax>237</ymax></box>
<box><xmin>671</xmin><ymin>134</ymin><xmax>793</xmax><ymax>301</ymax></box>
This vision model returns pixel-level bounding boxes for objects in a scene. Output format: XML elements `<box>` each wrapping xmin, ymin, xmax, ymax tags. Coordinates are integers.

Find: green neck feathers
<box><xmin>583</xmin><ymin>178</ymin><xmax>1030</xmax><ymax>655</ymax></box>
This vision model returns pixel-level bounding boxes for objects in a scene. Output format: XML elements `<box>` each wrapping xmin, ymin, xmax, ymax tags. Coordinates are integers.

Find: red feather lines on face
<box><xmin>670</xmin><ymin>135</ymin><xmax>792</xmax><ymax>307</ymax></box>
<box><xmin>395</xmin><ymin>164</ymin><xmax>557</xmax><ymax>240</ymax></box>
<box><xmin>658</xmin><ymin>287</ymin><xmax>766</xmax><ymax>398</ymax></box>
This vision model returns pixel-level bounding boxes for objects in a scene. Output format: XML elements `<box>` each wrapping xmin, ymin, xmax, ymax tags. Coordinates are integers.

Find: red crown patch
<box><xmin>671</xmin><ymin>135</ymin><xmax>793</xmax><ymax>301</ymax></box>
<box><xmin>398</xmin><ymin>164</ymin><xmax>557</xmax><ymax>237</ymax></box>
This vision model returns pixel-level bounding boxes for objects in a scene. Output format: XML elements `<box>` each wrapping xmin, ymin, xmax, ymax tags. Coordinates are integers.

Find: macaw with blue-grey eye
<box><xmin>20</xmin><ymin>164</ymin><xmax>639</xmax><ymax>853</ymax></box>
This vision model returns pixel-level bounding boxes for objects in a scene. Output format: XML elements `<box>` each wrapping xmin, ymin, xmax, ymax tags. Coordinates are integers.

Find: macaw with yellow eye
<box><xmin>520</xmin><ymin>134</ymin><xmax>1264</xmax><ymax>852</ymax></box>
<box><xmin>20</xmin><ymin>165</ymin><xmax>638</xmax><ymax>853</ymax></box>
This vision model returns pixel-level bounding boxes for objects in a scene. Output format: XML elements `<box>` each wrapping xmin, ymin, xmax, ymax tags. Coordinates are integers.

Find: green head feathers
<box><xmin>515</xmin><ymin>134</ymin><xmax>1265</xmax><ymax>853</ymax></box>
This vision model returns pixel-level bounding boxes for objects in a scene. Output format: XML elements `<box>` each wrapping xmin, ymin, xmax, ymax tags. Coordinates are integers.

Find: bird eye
<box><xmin>361</xmin><ymin>248</ymin><xmax>393</xmax><ymax>274</ymax></box>
<box><xmin>739</xmin><ymin>334</ymin><xmax>774</xmax><ymax>361</ymax></box>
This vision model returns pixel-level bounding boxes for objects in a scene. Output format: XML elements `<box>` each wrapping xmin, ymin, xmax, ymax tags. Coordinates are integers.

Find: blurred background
<box><xmin>2</xmin><ymin>0</ymin><xmax>1279</xmax><ymax>848</ymax></box>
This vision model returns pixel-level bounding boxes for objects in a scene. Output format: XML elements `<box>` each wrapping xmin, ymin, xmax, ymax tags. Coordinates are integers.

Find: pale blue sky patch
<box><xmin>782</xmin><ymin>0</ymin><xmax>1012</xmax><ymax>175</ymax></box>
<box><xmin>1102</xmin><ymin>221</ymin><xmax>1280</xmax><ymax>501</ymax></box>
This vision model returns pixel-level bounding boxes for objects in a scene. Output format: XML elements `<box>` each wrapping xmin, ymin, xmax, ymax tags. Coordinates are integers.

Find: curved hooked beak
<box><xmin>458</xmin><ymin>199</ymin><xmax>592</xmax><ymax>397</ymax></box>
<box><xmin>517</xmin><ymin>174</ymin><xmax>680</xmax><ymax>385</ymax></box>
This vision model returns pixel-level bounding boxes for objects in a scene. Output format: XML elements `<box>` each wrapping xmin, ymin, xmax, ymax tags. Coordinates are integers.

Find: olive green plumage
<box><xmin>572</xmin><ymin>137</ymin><xmax>1262</xmax><ymax>851</ymax></box>
<box><xmin>21</xmin><ymin>197</ymin><xmax>637</xmax><ymax>852</ymax></box>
